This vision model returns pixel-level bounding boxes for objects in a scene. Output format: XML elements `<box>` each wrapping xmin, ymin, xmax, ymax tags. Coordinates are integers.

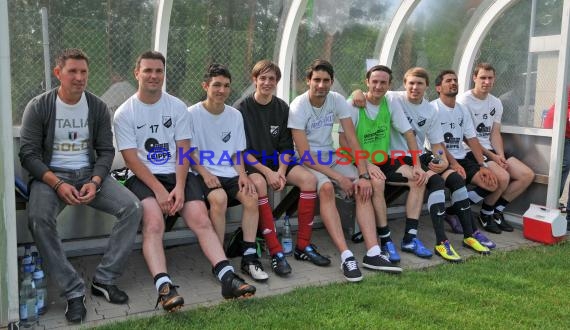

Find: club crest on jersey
<box><xmin>417</xmin><ymin>116</ymin><xmax>427</xmax><ymax>127</ymax></box>
<box><xmin>68</xmin><ymin>131</ymin><xmax>78</xmax><ymax>140</ymax></box>
<box><xmin>221</xmin><ymin>131</ymin><xmax>231</xmax><ymax>143</ymax></box>
<box><xmin>490</xmin><ymin>108</ymin><xmax>496</xmax><ymax>116</ymax></box>
<box><xmin>163</xmin><ymin>116</ymin><xmax>172</xmax><ymax>128</ymax></box>
<box><xmin>270</xmin><ymin>125</ymin><xmax>280</xmax><ymax>137</ymax></box>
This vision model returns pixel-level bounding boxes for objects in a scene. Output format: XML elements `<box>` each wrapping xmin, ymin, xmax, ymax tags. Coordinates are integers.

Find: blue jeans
<box><xmin>27</xmin><ymin>167</ymin><xmax>142</xmax><ymax>300</ymax></box>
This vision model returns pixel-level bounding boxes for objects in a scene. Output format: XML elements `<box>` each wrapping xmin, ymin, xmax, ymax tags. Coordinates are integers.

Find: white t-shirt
<box><xmin>340</xmin><ymin>97</ymin><xmax>412</xmax><ymax>137</ymax></box>
<box><xmin>430</xmin><ymin>99</ymin><xmax>476</xmax><ymax>160</ymax></box>
<box><xmin>457</xmin><ymin>90</ymin><xmax>503</xmax><ymax>150</ymax></box>
<box><xmin>113</xmin><ymin>92</ymin><xmax>191</xmax><ymax>175</ymax></box>
<box><xmin>187</xmin><ymin>103</ymin><xmax>246</xmax><ymax>178</ymax></box>
<box><xmin>288</xmin><ymin>91</ymin><xmax>352</xmax><ymax>152</ymax></box>
<box><xmin>388</xmin><ymin>91</ymin><xmax>443</xmax><ymax>156</ymax></box>
<box><xmin>50</xmin><ymin>93</ymin><xmax>90</xmax><ymax>169</ymax></box>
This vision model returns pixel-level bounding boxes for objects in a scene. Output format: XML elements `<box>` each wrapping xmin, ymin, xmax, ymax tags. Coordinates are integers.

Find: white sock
<box><xmin>341</xmin><ymin>250</ymin><xmax>354</xmax><ymax>263</ymax></box>
<box><xmin>155</xmin><ymin>276</ymin><xmax>172</xmax><ymax>292</ymax></box>
<box><xmin>366</xmin><ymin>245</ymin><xmax>381</xmax><ymax>257</ymax></box>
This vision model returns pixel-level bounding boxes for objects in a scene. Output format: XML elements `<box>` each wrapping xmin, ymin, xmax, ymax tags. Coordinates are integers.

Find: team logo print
<box><xmin>144</xmin><ymin>138</ymin><xmax>160</xmax><ymax>152</ymax></box>
<box><xmin>444</xmin><ymin>132</ymin><xmax>454</xmax><ymax>143</ymax></box>
<box><xmin>163</xmin><ymin>116</ymin><xmax>172</xmax><ymax>128</ymax></box>
<box><xmin>490</xmin><ymin>108</ymin><xmax>496</xmax><ymax>116</ymax></box>
<box><xmin>270</xmin><ymin>125</ymin><xmax>280</xmax><ymax>137</ymax></box>
<box><xmin>221</xmin><ymin>131</ymin><xmax>231</xmax><ymax>143</ymax></box>
<box><xmin>417</xmin><ymin>116</ymin><xmax>427</xmax><ymax>127</ymax></box>
<box><xmin>68</xmin><ymin>131</ymin><xmax>78</xmax><ymax>140</ymax></box>
<box><xmin>476</xmin><ymin>123</ymin><xmax>486</xmax><ymax>132</ymax></box>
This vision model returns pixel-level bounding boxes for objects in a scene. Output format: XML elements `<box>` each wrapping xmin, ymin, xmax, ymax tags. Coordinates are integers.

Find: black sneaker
<box><xmin>341</xmin><ymin>256</ymin><xmax>363</xmax><ymax>282</ymax></box>
<box><xmin>493</xmin><ymin>212</ymin><xmax>514</xmax><ymax>232</ymax></box>
<box><xmin>478</xmin><ymin>214</ymin><xmax>502</xmax><ymax>234</ymax></box>
<box><xmin>271</xmin><ymin>252</ymin><xmax>292</xmax><ymax>276</ymax></box>
<box><xmin>362</xmin><ymin>254</ymin><xmax>402</xmax><ymax>274</ymax></box>
<box><xmin>155</xmin><ymin>283</ymin><xmax>184</xmax><ymax>312</ymax></box>
<box><xmin>221</xmin><ymin>272</ymin><xmax>256</xmax><ymax>299</ymax></box>
<box><xmin>91</xmin><ymin>281</ymin><xmax>129</xmax><ymax>304</ymax></box>
<box><xmin>65</xmin><ymin>296</ymin><xmax>86</xmax><ymax>323</ymax></box>
<box><xmin>294</xmin><ymin>244</ymin><xmax>331</xmax><ymax>266</ymax></box>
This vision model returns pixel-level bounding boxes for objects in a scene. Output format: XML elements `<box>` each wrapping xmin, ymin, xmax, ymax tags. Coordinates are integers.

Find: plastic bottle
<box><xmin>33</xmin><ymin>257</ymin><xmax>48</xmax><ymax>315</ymax></box>
<box><xmin>21</xmin><ymin>245</ymin><xmax>32</xmax><ymax>267</ymax></box>
<box><xmin>281</xmin><ymin>215</ymin><xmax>293</xmax><ymax>255</ymax></box>
<box><xmin>19</xmin><ymin>264</ymin><xmax>38</xmax><ymax>328</ymax></box>
<box><xmin>431</xmin><ymin>150</ymin><xmax>444</xmax><ymax>164</ymax></box>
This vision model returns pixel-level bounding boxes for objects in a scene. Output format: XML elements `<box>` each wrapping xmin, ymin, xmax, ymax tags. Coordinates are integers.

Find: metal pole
<box><xmin>522</xmin><ymin>0</ymin><xmax>537</xmax><ymax>126</ymax></box>
<box><xmin>41</xmin><ymin>7</ymin><xmax>51</xmax><ymax>91</ymax></box>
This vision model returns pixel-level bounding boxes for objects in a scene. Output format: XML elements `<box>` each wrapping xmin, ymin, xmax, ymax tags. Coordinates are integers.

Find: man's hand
<box><xmin>238</xmin><ymin>173</ymin><xmax>257</xmax><ymax>196</ymax></box>
<box><xmin>367</xmin><ymin>163</ymin><xmax>386</xmax><ymax>181</ymax></box>
<box><xmin>411</xmin><ymin>165</ymin><xmax>428</xmax><ymax>185</ymax></box>
<box><xmin>78</xmin><ymin>182</ymin><xmax>97</xmax><ymax>204</ymax></box>
<box><xmin>202</xmin><ymin>172</ymin><xmax>222</xmax><ymax>189</ymax></box>
<box><xmin>265</xmin><ymin>170</ymin><xmax>286</xmax><ymax>191</ymax></box>
<box><xmin>57</xmin><ymin>183</ymin><xmax>82</xmax><ymax>206</ymax></box>
<box><xmin>478</xmin><ymin>167</ymin><xmax>498</xmax><ymax>187</ymax></box>
<box><xmin>450</xmin><ymin>163</ymin><xmax>466</xmax><ymax>179</ymax></box>
<box><xmin>489</xmin><ymin>153</ymin><xmax>508</xmax><ymax>169</ymax></box>
<box><xmin>168</xmin><ymin>185</ymin><xmax>185</xmax><ymax>216</ymax></box>
<box><xmin>153</xmin><ymin>186</ymin><xmax>172</xmax><ymax>215</ymax></box>
<box><xmin>351</xmin><ymin>89</ymin><xmax>366</xmax><ymax>108</ymax></box>
<box><xmin>337</xmin><ymin>176</ymin><xmax>355</xmax><ymax>199</ymax></box>
<box><xmin>354</xmin><ymin>178</ymin><xmax>372</xmax><ymax>203</ymax></box>
<box><xmin>428</xmin><ymin>159</ymin><xmax>448</xmax><ymax>174</ymax></box>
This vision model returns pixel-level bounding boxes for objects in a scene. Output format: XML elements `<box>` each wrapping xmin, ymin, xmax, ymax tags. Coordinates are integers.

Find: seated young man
<box><xmin>289</xmin><ymin>59</ymin><xmax>401</xmax><ymax>282</ymax></box>
<box><xmin>114</xmin><ymin>52</ymin><xmax>255</xmax><ymax>312</ymax></box>
<box><xmin>340</xmin><ymin>65</ymin><xmax>426</xmax><ymax>264</ymax></box>
<box><xmin>458</xmin><ymin>63</ymin><xmax>535</xmax><ymax>233</ymax></box>
<box><xmin>235</xmin><ymin>60</ymin><xmax>327</xmax><ymax>277</ymax></box>
<box><xmin>431</xmin><ymin>69</ymin><xmax>501</xmax><ymax>250</ymax></box>
<box><xmin>188</xmin><ymin>63</ymin><xmax>268</xmax><ymax>282</ymax></box>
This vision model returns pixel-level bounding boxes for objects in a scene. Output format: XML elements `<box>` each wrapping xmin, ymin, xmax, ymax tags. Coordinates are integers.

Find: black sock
<box><xmin>494</xmin><ymin>197</ymin><xmax>509</xmax><ymax>213</ymax></box>
<box><xmin>153</xmin><ymin>272</ymin><xmax>169</xmax><ymax>285</ymax></box>
<box><xmin>403</xmin><ymin>218</ymin><xmax>418</xmax><ymax>243</ymax></box>
<box><xmin>429</xmin><ymin>203</ymin><xmax>447</xmax><ymax>244</ymax></box>
<box><xmin>481</xmin><ymin>203</ymin><xmax>495</xmax><ymax>216</ymax></box>
<box><xmin>377</xmin><ymin>226</ymin><xmax>392</xmax><ymax>245</ymax></box>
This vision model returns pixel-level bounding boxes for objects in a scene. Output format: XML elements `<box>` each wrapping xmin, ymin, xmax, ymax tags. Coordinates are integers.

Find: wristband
<box><xmin>88</xmin><ymin>180</ymin><xmax>102</xmax><ymax>193</ymax></box>
<box><xmin>53</xmin><ymin>179</ymin><xmax>65</xmax><ymax>192</ymax></box>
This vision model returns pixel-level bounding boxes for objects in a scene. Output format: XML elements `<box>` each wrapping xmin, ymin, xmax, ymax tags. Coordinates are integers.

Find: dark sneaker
<box><xmin>65</xmin><ymin>296</ymin><xmax>86</xmax><ymax>323</ymax></box>
<box><xmin>155</xmin><ymin>283</ymin><xmax>184</xmax><ymax>312</ymax></box>
<box><xmin>241</xmin><ymin>255</ymin><xmax>269</xmax><ymax>282</ymax></box>
<box><xmin>91</xmin><ymin>281</ymin><xmax>129</xmax><ymax>304</ymax></box>
<box><xmin>381</xmin><ymin>241</ymin><xmax>401</xmax><ymax>263</ymax></box>
<box><xmin>294</xmin><ymin>244</ymin><xmax>331</xmax><ymax>266</ymax></box>
<box><xmin>493</xmin><ymin>212</ymin><xmax>514</xmax><ymax>232</ymax></box>
<box><xmin>341</xmin><ymin>256</ymin><xmax>363</xmax><ymax>282</ymax></box>
<box><xmin>362</xmin><ymin>254</ymin><xmax>402</xmax><ymax>274</ymax></box>
<box><xmin>444</xmin><ymin>214</ymin><xmax>464</xmax><ymax>234</ymax></box>
<box><xmin>271</xmin><ymin>252</ymin><xmax>292</xmax><ymax>276</ymax></box>
<box><xmin>221</xmin><ymin>272</ymin><xmax>256</xmax><ymax>299</ymax></box>
<box><xmin>478</xmin><ymin>214</ymin><xmax>502</xmax><ymax>234</ymax></box>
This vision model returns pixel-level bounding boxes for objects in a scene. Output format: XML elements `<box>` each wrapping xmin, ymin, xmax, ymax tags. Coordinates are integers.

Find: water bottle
<box><xmin>19</xmin><ymin>264</ymin><xmax>38</xmax><ymax>328</ymax></box>
<box><xmin>431</xmin><ymin>150</ymin><xmax>444</xmax><ymax>164</ymax></box>
<box><xmin>281</xmin><ymin>215</ymin><xmax>293</xmax><ymax>255</ymax></box>
<box><xmin>21</xmin><ymin>245</ymin><xmax>33</xmax><ymax>267</ymax></box>
<box><xmin>33</xmin><ymin>257</ymin><xmax>48</xmax><ymax>315</ymax></box>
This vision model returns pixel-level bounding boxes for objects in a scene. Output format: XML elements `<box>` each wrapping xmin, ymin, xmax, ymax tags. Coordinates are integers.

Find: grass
<box><xmin>97</xmin><ymin>241</ymin><xmax>570</xmax><ymax>329</ymax></box>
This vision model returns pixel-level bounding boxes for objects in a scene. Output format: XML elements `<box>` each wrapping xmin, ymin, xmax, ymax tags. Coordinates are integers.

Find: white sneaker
<box><xmin>241</xmin><ymin>257</ymin><xmax>269</xmax><ymax>282</ymax></box>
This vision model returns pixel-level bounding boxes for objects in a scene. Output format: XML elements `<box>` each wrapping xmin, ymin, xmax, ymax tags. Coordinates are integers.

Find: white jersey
<box><xmin>51</xmin><ymin>93</ymin><xmax>90</xmax><ymax>169</ymax></box>
<box><xmin>288</xmin><ymin>91</ymin><xmax>352</xmax><ymax>152</ymax></box>
<box><xmin>388</xmin><ymin>91</ymin><xmax>443</xmax><ymax>156</ymax></box>
<box><xmin>457</xmin><ymin>90</ymin><xmax>503</xmax><ymax>150</ymax></box>
<box><xmin>339</xmin><ymin>97</ymin><xmax>412</xmax><ymax>136</ymax></box>
<box><xmin>430</xmin><ymin>99</ymin><xmax>476</xmax><ymax>160</ymax></box>
<box><xmin>188</xmin><ymin>103</ymin><xmax>246</xmax><ymax>178</ymax></box>
<box><xmin>113</xmin><ymin>92</ymin><xmax>191</xmax><ymax>175</ymax></box>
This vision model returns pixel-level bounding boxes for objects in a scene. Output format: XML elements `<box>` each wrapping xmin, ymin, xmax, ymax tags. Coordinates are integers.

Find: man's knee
<box><xmin>319</xmin><ymin>182</ymin><xmax>335</xmax><ymax>200</ymax></box>
<box><xmin>371</xmin><ymin>177</ymin><xmax>385</xmax><ymax>194</ymax></box>
<box><xmin>208</xmin><ymin>189</ymin><xmax>228</xmax><ymax>209</ymax></box>
<box><xmin>248</xmin><ymin>173</ymin><xmax>267</xmax><ymax>190</ymax></box>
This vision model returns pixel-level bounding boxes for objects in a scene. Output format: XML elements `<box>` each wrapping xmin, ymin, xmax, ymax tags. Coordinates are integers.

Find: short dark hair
<box><xmin>56</xmin><ymin>48</ymin><xmax>89</xmax><ymax>68</ymax></box>
<box><xmin>404</xmin><ymin>67</ymin><xmax>430</xmax><ymax>86</ymax></box>
<box><xmin>435</xmin><ymin>69</ymin><xmax>457</xmax><ymax>86</ymax></box>
<box><xmin>306</xmin><ymin>59</ymin><xmax>334</xmax><ymax>80</ymax></box>
<box><xmin>251</xmin><ymin>60</ymin><xmax>281</xmax><ymax>82</ymax></box>
<box><xmin>366</xmin><ymin>65</ymin><xmax>392</xmax><ymax>82</ymax></box>
<box><xmin>203</xmin><ymin>63</ymin><xmax>232</xmax><ymax>83</ymax></box>
<box><xmin>135</xmin><ymin>51</ymin><xmax>165</xmax><ymax>71</ymax></box>
<box><xmin>473</xmin><ymin>62</ymin><xmax>495</xmax><ymax>76</ymax></box>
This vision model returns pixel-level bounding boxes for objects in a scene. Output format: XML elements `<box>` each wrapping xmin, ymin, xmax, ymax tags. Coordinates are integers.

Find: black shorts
<box><xmin>198</xmin><ymin>175</ymin><xmax>241</xmax><ymax>201</ymax></box>
<box><xmin>465</xmin><ymin>150</ymin><xmax>512</xmax><ymax>163</ymax></box>
<box><xmin>378</xmin><ymin>156</ymin><xmax>428</xmax><ymax>184</ymax></box>
<box><xmin>245</xmin><ymin>162</ymin><xmax>297</xmax><ymax>177</ymax></box>
<box><xmin>125</xmin><ymin>173</ymin><xmax>207</xmax><ymax>202</ymax></box>
<box><xmin>457</xmin><ymin>157</ymin><xmax>482</xmax><ymax>184</ymax></box>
